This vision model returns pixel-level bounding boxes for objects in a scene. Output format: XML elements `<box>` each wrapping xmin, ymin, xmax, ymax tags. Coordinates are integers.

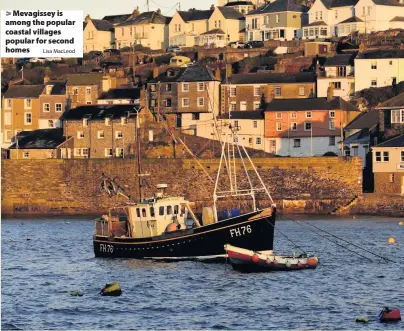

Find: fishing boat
<box><xmin>224</xmin><ymin>244</ymin><xmax>319</xmax><ymax>272</ymax></box>
<box><xmin>93</xmin><ymin>113</ymin><xmax>277</xmax><ymax>260</ymax></box>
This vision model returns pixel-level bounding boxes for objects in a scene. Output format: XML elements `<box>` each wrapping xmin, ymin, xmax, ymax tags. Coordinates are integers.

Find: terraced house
<box><xmin>115</xmin><ymin>10</ymin><xmax>171</xmax><ymax>50</ymax></box>
<box><xmin>66</xmin><ymin>73</ymin><xmax>104</xmax><ymax>109</ymax></box>
<box><xmin>39</xmin><ymin>79</ymin><xmax>68</xmax><ymax>129</ymax></box>
<box><xmin>246</xmin><ymin>0</ymin><xmax>309</xmax><ymax>41</ymax></box>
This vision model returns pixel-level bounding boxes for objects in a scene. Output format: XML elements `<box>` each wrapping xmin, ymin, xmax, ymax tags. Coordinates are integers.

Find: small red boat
<box><xmin>379</xmin><ymin>307</ymin><xmax>401</xmax><ymax>323</ymax></box>
<box><xmin>224</xmin><ymin>244</ymin><xmax>319</xmax><ymax>273</ymax></box>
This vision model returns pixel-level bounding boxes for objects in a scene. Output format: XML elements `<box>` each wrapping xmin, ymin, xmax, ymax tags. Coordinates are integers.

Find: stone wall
<box><xmin>1</xmin><ymin>156</ymin><xmax>362</xmax><ymax>216</ymax></box>
<box><xmin>351</xmin><ymin>194</ymin><xmax>404</xmax><ymax>217</ymax></box>
<box><xmin>374</xmin><ymin>172</ymin><xmax>404</xmax><ymax>195</ymax></box>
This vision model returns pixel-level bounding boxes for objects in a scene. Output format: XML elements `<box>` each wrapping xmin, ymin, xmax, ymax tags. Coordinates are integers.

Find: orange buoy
<box><xmin>252</xmin><ymin>254</ymin><xmax>260</xmax><ymax>263</ymax></box>
<box><xmin>307</xmin><ymin>257</ymin><xmax>318</xmax><ymax>267</ymax></box>
<box><xmin>166</xmin><ymin>223</ymin><xmax>178</xmax><ymax>232</ymax></box>
<box><xmin>387</xmin><ymin>237</ymin><xmax>395</xmax><ymax>244</ymax></box>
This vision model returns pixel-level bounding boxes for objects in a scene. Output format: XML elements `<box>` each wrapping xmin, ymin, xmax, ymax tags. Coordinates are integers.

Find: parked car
<box><xmin>245</xmin><ymin>41</ymin><xmax>265</xmax><ymax>48</ymax></box>
<box><xmin>229</xmin><ymin>41</ymin><xmax>246</xmax><ymax>49</ymax></box>
<box><xmin>29</xmin><ymin>58</ymin><xmax>46</xmax><ymax>64</ymax></box>
<box><xmin>167</xmin><ymin>45</ymin><xmax>181</xmax><ymax>52</ymax></box>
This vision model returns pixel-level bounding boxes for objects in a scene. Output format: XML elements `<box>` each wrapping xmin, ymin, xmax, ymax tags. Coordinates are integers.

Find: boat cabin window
<box><xmin>150</xmin><ymin>207</ymin><xmax>155</xmax><ymax>217</ymax></box>
<box><xmin>167</xmin><ymin>206</ymin><xmax>172</xmax><ymax>215</ymax></box>
<box><xmin>142</xmin><ymin>208</ymin><xmax>147</xmax><ymax>217</ymax></box>
<box><xmin>174</xmin><ymin>205</ymin><xmax>179</xmax><ymax>214</ymax></box>
<box><xmin>136</xmin><ymin>208</ymin><xmax>141</xmax><ymax>217</ymax></box>
<box><xmin>159</xmin><ymin>206</ymin><xmax>164</xmax><ymax>216</ymax></box>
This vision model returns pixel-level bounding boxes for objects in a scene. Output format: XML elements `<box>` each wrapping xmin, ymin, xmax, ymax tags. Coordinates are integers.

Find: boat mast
<box><xmin>134</xmin><ymin>106</ymin><xmax>144</xmax><ymax>202</ymax></box>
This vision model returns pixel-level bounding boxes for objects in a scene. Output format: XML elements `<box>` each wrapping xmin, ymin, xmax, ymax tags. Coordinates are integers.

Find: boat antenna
<box><xmin>134</xmin><ymin>106</ymin><xmax>149</xmax><ymax>202</ymax></box>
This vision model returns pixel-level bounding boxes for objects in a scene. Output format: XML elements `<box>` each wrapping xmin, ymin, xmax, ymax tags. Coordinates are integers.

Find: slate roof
<box><xmin>177</xmin><ymin>10</ymin><xmax>214</xmax><ymax>22</ymax></box>
<box><xmin>390</xmin><ymin>16</ymin><xmax>404</xmax><ymax>21</ymax></box>
<box><xmin>4</xmin><ymin>85</ymin><xmax>44</xmax><ymax>98</ymax></box>
<box><xmin>356</xmin><ymin>49</ymin><xmax>404</xmax><ymax>59</ymax></box>
<box><xmin>201</xmin><ymin>28</ymin><xmax>226</xmax><ymax>35</ymax></box>
<box><xmin>9</xmin><ymin>129</ymin><xmax>66</xmax><ymax>149</ymax></box>
<box><xmin>90</xmin><ymin>19</ymin><xmax>114</xmax><ymax>31</ymax></box>
<box><xmin>225</xmin><ymin>1</ymin><xmax>254</xmax><ymax>6</ymax></box>
<box><xmin>265</xmin><ymin>97</ymin><xmax>357</xmax><ymax>111</ymax></box>
<box><xmin>45</xmin><ymin>81</ymin><xmax>67</xmax><ymax>95</ymax></box>
<box><xmin>375</xmin><ymin>134</ymin><xmax>404</xmax><ymax>147</ymax></box>
<box><xmin>218</xmin><ymin>7</ymin><xmax>245</xmax><ymax>19</ymax></box>
<box><xmin>102</xmin><ymin>14</ymin><xmax>132</xmax><ymax>25</ymax></box>
<box><xmin>218</xmin><ymin>111</ymin><xmax>264</xmax><ymax>119</ymax></box>
<box><xmin>247</xmin><ymin>0</ymin><xmax>308</xmax><ymax>15</ymax></box>
<box><xmin>344</xmin><ymin>128</ymin><xmax>371</xmax><ymax>144</ymax></box>
<box><xmin>372</xmin><ymin>0</ymin><xmax>404</xmax><ymax>6</ymax></box>
<box><xmin>324</xmin><ymin>54</ymin><xmax>355</xmax><ymax>66</ymax></box>
<box><xmin>152</xmin><ymin>66</ymin><xmax>218</xmax><ymax>83</ymax></box>
<box><xmin>117</xmin><ymin>11</ymin><xmax>170</xmax><ymax>26</ymax></box>
<box><xmin>338</xmin><ymin>16</ymin><xmax>364</xmax><ymax>23</ymax></box>
<box><xmin>303</xmin><ymin>20</ymin><xmax>327</xmax><ymax>27</ymax></box>
<box><xmin>98</xmin><ymin>88</ymin><xmax>141</xmax><ymax>100</ymax></box>
<box><xmin>62</xmin><ymin>105</ymin><xmax>139</xmax><ymax>121</ymax></box>
<box><xmin>83</xmin><ymin>22</ymin><xmax>87</xmax><ymax>30</ymax></box>
<box><xmin>320</xmin><ymin>0</ymin><xmax>358</xmax><ymax>8</ymax></box>
<box><xmin>378</xmin><ymin>92</ymin><xmax>404</xmax><ymax>108</ymax></box>
<box><xmin>344</xmin><ymin>109</ymin><xmax>379</xmax><ymax>130</ymax></box>
<box><xmin>66</xmin><ymin>73</ymin><xmax>103</xmax><ymax>86</ymax></box>
<box><xmin>226</xmin><ymin>72</ymin><xmax>316</xmax><ymax>84</ymax></box>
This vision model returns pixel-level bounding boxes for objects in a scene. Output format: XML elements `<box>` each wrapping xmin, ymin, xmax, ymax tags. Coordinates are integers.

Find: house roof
<box><xmin>390</xmin><ymin>16</ymin><xmax>404</xmax><ymax>21</ymax></box>
<box><xmin>152</xmin><ymin>66</ymin><xmax>218</xmax><ymax>83</ymax></box>
<box><xmin>303</xmin><ymin>20</ymin><xmax>328</xmax><ymax>27</ymax></box>
<box><xmin>45</xmin><ymin>81</ymin><xmax>67</xmax><ymax>95</ymax></box>
<box><xmin>344</xmin><ymin>109</ymin><xmax>379</xmax><ymax>130</ymax></box>
<box><xmin>372</xmin><ymin>0</ymin><xmax>404</xmax><ymax>6</ymax></box>
<box><xmin>375</xmin><ymin>134</ymin><xmax>404</xmax><ymax>147</ymax></box>
<box><xmin>9</xmin><ymin>129</ymin><xmax>66</xmax><ymax>149</ymax></box>
<box><xmin>83</xmin><ymin>22</ymin><xmax>87</xmax><ymax>30</ymax></box>
<box><xmin>226</xmin><ymin>72</ymin><xmax>316</xmax><ymax>84</ymax></box>
<box><xmin>378</xmin><ymin>91</ymin><xmax>404</xmax><ymax>108</ymax></box>
<box><xmin>247</xmin><ymin>0</ymin><xmax>308</xmax><ymax>15</ymax></box>
<box><xmin>117</xmin><ymin>11</ymin><xmax>170</xmax><ymax>26</ymax></box>
<box><xmin>177</xmin><ymin>10</ymin><xmax>213</xmax><ymax>22</ymax></box>
<box><xmin>225</xmin><ymin>1</ymin><xmax>254</xmax><ymax>6</ymax></box>
<box><xmin>324</xmin><ymin>54</ymin><xmax>355</xmax><ymax>66</ymax></box>
<box><xmin>91</xmin><ymin>19</ymin><xmax>114</xmax><ymax>31</ymax></box>
<box><xmin>356</xmin><ymin>49</ymin><xmax>404</xmax><ymax>59</ymax></box>
<box><xmin>98</xmin><ymin>88</ymin><xmax>141</xmax><ymax>100</ymax></box>
<box><xmin>4</xmin><ymin>85</ymin><xmax>44</xmax><ymax>98</ymax></box>
<box><xmin>265</xmin><ymin>97</ymin><xmax>358</xmax><ymax>111</ymax></box>
<box><xmin>320</xmin><ymin>0</ymin><xmax>358</xmax><ymax>8</ymax></box>
<box><xmin>102</xmin><ymin>14</ymin><xmax>132</xmax><ymax>25</ymax></box>
<box><xmin>66</xmin><ymin>73</ymin><xmax>103</xmax><ymax>86</ymax></box>
<box><xmin>62</xmin><ymin>105</ymin><xmax>139</xmax><ymax>121</ymax></box>
<box><xmin>344</xmin><ymin>128</ymin><xmax>370</xmax><ymax>144</ymax></box>
<box><xmin>201</xmin><ymin>28</ymin><xmax>226</xmax><ymax>35</ymax></box>
<box><xmin>218</xmin><ymin>6</ymin><xmax>245</xmax><ymax>19</ymax></box>
<box><xmin>218</xmin><ymin>111</ymin><xmax>264</xmax><ymax>119</ymax></box>
<box><xmin>338</xmin><ymin>16</ymin><xmax>364</xmax><ymax>23</ymax></box>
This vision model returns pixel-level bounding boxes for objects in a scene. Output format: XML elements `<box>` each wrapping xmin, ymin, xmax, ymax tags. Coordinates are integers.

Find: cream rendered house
<box><xmin>246</xmin><ymin>0</ymin><xmax>309</xmax><ymax>41</ymax></box>
<box><xmin>115</xmin><ymin>10</ymin><xmax>171</xmax><ymax>50</ymax></box>
<box><xmin>223</xmin><ymin>1</ymin><xmax>255</xmax><ymax>14</ymax></box>
<box><xmin>169</xmin><ymin>9</ymin><xmax>214</xmax><ymax>47</ymax></box>
<box><xmin>206</xmin><ymin>6</ymin><xmax>245</xmax><ymax>44</ymax></box>
<box><xmin>83</xmin><ymin>17</ymin><xmax>114</xmax><ymax>52</ymax></box>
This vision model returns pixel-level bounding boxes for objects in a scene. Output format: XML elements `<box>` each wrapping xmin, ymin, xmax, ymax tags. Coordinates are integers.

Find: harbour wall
<box><xmin>1</xmin><ymin>157</ymin><xmax>363</xmax><ymax>216</ymax></box>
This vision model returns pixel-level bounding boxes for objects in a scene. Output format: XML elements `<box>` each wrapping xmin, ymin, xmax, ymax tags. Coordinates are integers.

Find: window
<box><xmin>329</xmin><ymin>137</ymin><xmax>335</xmax><ymax>146</ymax></box>
<box><xmin>182</xmin><ymin>98</ymin><xmax>189</xmax><ymax>107</ymax></box>
<box><xmin>306</xmin><ymin>111</ymin><xmax>312</xmax><ymax>118</ymax></box>
<box><xmin>389</xmin><ymin>173</ymin><xmax>395</xmax><ymax>183</ymax></box>
<box><xmin>293</xmin><ymin>139</ymin><xmax>301</xmax><ymax>148</ymax></box>
<box><xmin>182</xmin><ymin>83</ymin><xmax>189</xmax><ymax>92</ymax></box>
<box><xmin>48</xmin><ymin>120</ymin><xmax>55</xmax><ymax>128</ymax></box>
<box><xmin>86</xmin><ymin>101</ymin><xmax>92</xmax><ymax>105</ymax></box>
<box><xmin>198</xmin><ymin>97</ymin><xmax>204</xmax><ymax>107</ymax></box>
<box><xmin>383</xmin><ymin>151</ymin><xmax>389</xmax><ymax>162</ymax></box>
<box><xmin>167</xmin><ymin>206</ymin><xmax>172</xmax><ymax>215</ymax></box>
<box><xmin>86</xmin><ymin>87</ymin><xmax>92</xmax><ymax>95</ymax></box>
<box><xmin>276</xmin><ymin>112</ymin><xmax>282</xmax><ymax>119</ymax></box>
<box><xmin>375</xmin><ymin>151</ymin><xmax>389</xmax><ymax>162</ymax></box>
<box><xmin>230</xmin><ymin>87</ymin><xmax>236</xmax><ymax>97</ymax></box>
<box><xmin>230</xmin><ymin>102</ymin><xmax>237</xmax><ymax>111</ymax></box>
<box><xmin>319</xmin><ymin>11</ymin><xmax>322</xmax><ymax>19</ymax></box>
<box><xmin>291</xmin><ymin>122</ymin><xmax>297</xmax><ymax>131</ymax></box>
<box><xmin>105</xmin><ymin>148</ymin><xmax>113</xmax><ymax>157</ymax></box>
<box><xmin>352</xmin><ymin>146</ymin><xmax>359</xmax><ymax>156</ymax></box>
<box><xmin>198</xmin><ymin>82</ymin><xmax>204</xmax><ymax>91</ymax></box>
<box><xmin>304</xmin><ymin>122</ymin><xmax>312</xmax><ymax>131</ymax></box>
<box><xmin>299</xmin><ymin>86</ymin><xmax>305</xmax><ymax>96</ymax></box>
<box><xmin>333</xmin><ymin>82</ymin><xmax>341</xmax><ymax>89</ymax></box>
<box><xmin>115</xmin><ymin>131</ymin><xmax>123</xmax><ymax>139</ymax></box>
<box><xmin>55</xmin><ymin>103</ymin><xmax>62</xmax><ymax>112</ymax></box>
<box><xmin>391</xmin><ymin>110</ymin><xmax>404</xmax><ymax>123</ymax></box>
<box><xmin>121</xmin><ymin>117</ymin><xmax>128</xmax><ymax>125</ymax></box>
<box><xmin>5</xmin><ymin>99</ymin><xmax>12</xmax><ymax>109</ymax></box>
<box><xmin>24</xmin><ymin>113</ymin><xmax>32</xmax><ymax>125</ymax></box>
<box><xmin>248</xmin><ymin>137</ymin><xmax>253</xmax><ymax>144</ymax></box>
<box><xmin>371</xmin><ymin>79</ymin><xmax>377</xmax><ymax>87</ymax></box>
<box><xmin>254</xmin><ymin>87</ymin><xmax>260</xmax><ymax>96</ymax></box>
<box><xmin>371</xmin><ymin>61</ymin><xmax>377</xmax><ymax>70</ymax></box>
<box><xmin>24</xmin><ymin>99</ymin><xmax>32</xmax><ymax>109</ymax></box>
<box><xmin>253</xmin><ymin>101</ymin><xmax>260</xmax><ymax>110</ymax></box>
<box><xmin>73</xmin><ymin>87</ymin><xmax>79</xmax><ymax>95</ymax></box>
<box><xmin>276</xmin><ymin>122</ymin><xmax>282</xmax><ymax>131</ymax></box>
<box><xmin>159</xmin><ymin>206</ymin><xmax>164</xmax><ymax>216</ymax></box>
<box><xmin>165</xmin><ymin>84</ymin><xmax>172</xmax><ymax>92</ymax></box>
<box><xmin>401</xmin><ymin>151</ymin><xmax>404</xmax><ymax>162</ymax></box>
<box><xmin>253</xmin><ymin>120</ymin><xmax>258</xmax><ymax>128</ymax></box>
<box><xmin>345</xmin><ymin>149</ymin><xmax>351</xmax><ymax>157</ymax></box>
<box><xmin>192</xmin><ymin>113</ymin><xmax>200</xmax><ymax>120</ymax></box>
<box><xmin>329</xmin><ymin>120</ymin><xmax>336</xmax><ymax>130</ymax></box>
<box><xmin>276</xmin><ymin>14</ymin><xmax>279</xmax><ymax>23</ymax></box>
<box><xmin>150</xmin><ymin>207</ymin><xmax>155</xmax><ymax>217</ymax></box>
<box><xmin>82</xmin><ymin>148</ymin><xmax>89</xmax><ymax>158</ymax></box>
<box><xmin>291</xmin><ymin>112</ymin><xmax>297</xmax><ymax>119</ymax></box>
<box><xmin>77</xmin><ymin>131</ymin><xmax>84</xmax><ymax>139</ymax></box>
<box><xmin>105</xmin><ymin>118</ymin><xmax>111</xmax><ymax>126</ymax></box>
<box><xmin>23</xmin><ymin>152</ymin><xmax>30</xmax><ymax>159</ymax></box>
<box><xmin>174</xmin><ymin>205</ymin><xmax>179</xmax><ymax>214</ymax></box>
<box><xmin>116</xmin><ymin>148</ymin><xmax>124</xmax><ymax>158</ymax></box>
<box><xmin>256</xmin><ymin>137</ymin><xmax>262</xmax><ymax>145</ymax></box>
<box><xmin>274</xmin><ymin>86</ymin><xmax>281</xmax><ymax>96</ymax></box>
<box><xmin>335</xmin><ymin>10</ymin><xmax>338</xmax><ymax>18</ymax></box>
<box><xmin>164</xmin><ymin>99</ymin><xmax>172</xmax><ymax>107</ymax></box>
<box><xmin>97</xmin><ymin>131</ymin><xmax>104</xmax><ymax>139</ymax></box>
<box><xmin>83</xmin><ymin>118</ymin><xmax>88</xmax><ymax>127</ymax></box>
<box><xmin>234</xmin><ymin>120</ymin><xmax>239</xmax><ymax>128</ymax></box>
<box><xmin>375</xmin><ymin>151</ymin><xmax>381</xmax><ymax>162</ymax></box>
<box><xmin>329</xmin><ymin>111</ymin><xmax>336</xmax><ymax>118</ymax></box>
<box><xmin>43</xmin><ymin>103</ymin><xmax>50</xmax><ymax>112</ymax></box>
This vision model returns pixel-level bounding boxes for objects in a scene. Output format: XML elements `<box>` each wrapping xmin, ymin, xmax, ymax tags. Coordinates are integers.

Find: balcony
<box><xmin>133</xmin><ymin>33</ymin><xmax>148</xmax><ymax>39</ymax></box>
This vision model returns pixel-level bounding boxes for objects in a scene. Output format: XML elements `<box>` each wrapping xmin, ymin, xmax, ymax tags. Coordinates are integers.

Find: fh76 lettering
<box><xmin>230</xmin><ymin>225</ymin><xmax>252</xmax><ymax>237</ymax></box>
<box><xmin>100</xmin><ymin>244</ymin><xmax>114</xmax><ymax>253</ymax></box>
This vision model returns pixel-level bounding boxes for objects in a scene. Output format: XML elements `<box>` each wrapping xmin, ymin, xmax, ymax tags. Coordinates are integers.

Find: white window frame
<box><xmin>290</xmin><ymin>112</ymin><xmax>297</xmax><ymax>119</ymax></box>
<box><xmin>86</xmin><ymin>87</ymin><xmax>92</xmax><ymax>95</ymax></box>
<box><xmin>121</xmin><ymin>117</ymin><xmax>128</xmax><ymax>125</ymax></box>
<box><xmin>253</xmin><ymin>120</ymin><xmax>258</xmax><ymax>129</ymax></box>
<box><xmin>304</xmin><ymin>122</ymin><xmax>312</xmax><ymax>131</ymax></box>
<box><xmin>5</xmin><ymin>99</ymin><xmax>12</xmax><ymax>109</ymax></box>
<box><xmin>182</xmin><ymin>98</ymin><xmax>189</xmax><ymax>107</ymax></box>
<box><xmin>116</xmin><ymin>148</ymin><xmax>124</xmax><ymax>158</ymax></box>
<box><xmin>256</xmin><ymin>137</ymin><xmax>262</xmax><ymax>145</ymax></box>
<box><xmin>55</xmin><ymin>103</ymin><xmax>62</xmax><ymax>112</ymax></box>
<box><xmin>97</xmin><ymin>131</ymin><xmax>105</xmax><ymax>139</ymax></box>
<box><xmin>293</xmin><ymin>139</ymin><xmax>301</xmax><ymax>148</ymax></box>
<box><xmin>401</xmin><ymin>151</ymin><xmax>404</xmax><ymax>162</ymax></box>
<box><xmin>329</xmin><ymin>136</ymin><xmax>336</xmax><ymax>146</ymax></box>
<box><xmin>105</xmin><ymin>118</ymin><xmax>111</xmax><ymax>126</ymax></box>
<box><xmin>375</xmin><ymin>151</ymin><xmax>389</xmax><ymax>162</ymax></box>
<box><xmin>24</xmin><ymin>99</ymin><xmax>32</xmax><ymax>109</ymax></box>
<box><xmin>230</xmin><ymin>87</ymin><xmax>237</xmax><ymax>97</ymax></box>
<box><xmin>306</xmin><ymin>111</ymin><xmax>312</xmax><ymax>118</ymax></box>
<box><xmin>329</xmin><ymin>120</ymin><xmax>336</xmax><ymax>130</ymax></box>
<box><xmin>105</xmin><ymin>148</ymin><xmax>113</xmax><ymax>157</ymax></box>
<box><xmin>391</xmin><ymin>109</ymin><xmax>404</xmax><ymax>123</ymax></box>
<box><xmin>299</xmin><ymin>86</ymin><xmax>305</xmax><ymax>96</ymax></box>
<box><xmin>198</xmin><ymin>82</ymin><xmax>204</xmax><ymax>91</ymax></box>
<box><xmin>230</xmin><ymin>102</ymin><xmax>237</xmax><ymax>111</ymax></box>
<box><xmin>329</xmin><ymin>111</ymin><xmax>336</xmax><ymax>118</ymax></box>
<box><xmin>276</xmin><ymin>112</ymin><xmax>282</xmax><ymax>119</ymax></box>
<box><xmin>23</xmin><ymin>151</ymin><xmax>30</xmax><ymax>159</ymax></box>
<box><xmin>82</xmin><ymin>148</ymin><xmax>89</xmax><ymax>158</ymax></box>
<box><xmin>182</xmin><ymin>83</ymin><xmax>189</xmax><ymax>92</ymax></box>
<box><xmin>371</xmin><ymin>79</ymin><xmax>377</xmax><ymax>87</ymax></box>
<box><xmin>276</xmin><ymin>122</ymin><xmax>282</xmax><ymax>131</ymax></box>
<box><xmin>24</xmin><ymin>112</ymin><xmax>32</xmax><ymax>125</ymax></box>
<box><xmin>83</xmin><ymin>119</ymin><xmax>88</xmax><ymax>127</ymax></box>
<box><xmin>198</xmin><ymin>97</ymin><xmax>204</xmax><ymax>107</ymax></box>
<box><xmin>115</xmin><ymin>131</ymin><xmax>123</xmax><ymax>139</ymax></box>
<box><xmin>77</xmin><ymin>131</ymin><xmax>84</xmax><ymax>139</ymax></box>
<box><xmin>253</xmin><ymin>101</ymin><xmax>260</xmax><ymax>110</ymax></box>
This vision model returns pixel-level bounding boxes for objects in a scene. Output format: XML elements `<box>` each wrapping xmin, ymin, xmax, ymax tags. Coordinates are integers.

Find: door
<box><xmin>176</xmin><ymin>114</ymin><xmax>182</xmax><ymax>128</ymax></box>
<box><xmin>269</xmin><ymin>140</ymin><xmax>276</xmax><ymax>154</ymax></box>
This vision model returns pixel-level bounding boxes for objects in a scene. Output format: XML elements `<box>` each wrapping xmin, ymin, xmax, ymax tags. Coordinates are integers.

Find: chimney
<box><xmin>359</xmin><ymin>42</ymin><xmax>366</xmax><ymax>53</ymax></box>
<box><xmin>226</xmin><ymin>63</ymin><xmax>232</xmax><ymax>79</ymax></box>
<box><xmin>215</xmin><ymin>68</ymin><xmax>221</xmax><ymax>81</ymax></box>
<box><xmin>43</xmin><ymin>74</ymin><xmax>50</xmax><ymax>84</ymax></box>
<box><xmin>327</xmin><ymin>82</ymin><xmax>334</xmax><ymax>101</ymax></box>
<box><xmin>153</xmin><ymin>67</ymin><xmax>159</xmax><ymax>79</ymax></box>
<box><xmin>156</xmin><ymin>8</ymin><xmax>161</xmax><ymax>15</ymax></box>
<box><xmin>85</xmin><ymin>14</ymin><xmax>91</xmax><ymax>23</ymax></box>
<box><xmin>210</xmin><ymin>4</ymin><xmax>215</xmax><ymax>10</ymax></box>
<box><xmin>132</xmin><ymin>7</ymin><xmax>140</xmax><ymax>18</ymax></box>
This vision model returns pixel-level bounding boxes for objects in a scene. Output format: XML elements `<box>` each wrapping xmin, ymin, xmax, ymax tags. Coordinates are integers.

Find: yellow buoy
<box><xmin>399</xmin><ymin>221</ymin><xmax>404</xmax><ymax>226</ymax></box>
<box><xmin>387</xmin><ymin>237</ymin><xmax>395</xmax><ymax>244</ymax></box>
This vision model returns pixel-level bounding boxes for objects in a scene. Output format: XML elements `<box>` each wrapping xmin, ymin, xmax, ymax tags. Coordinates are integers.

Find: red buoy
<box><xmin>297</xmin><ymin>261</ymin><xmax>303</xmax><ymax>269</ymax></box>
<box><xmin>273</xmin><ymin>259</ymin><xmax>278</xmax><ymax>265</ymax></box>
<box><xmin>252</xmin><ymin>254</ymin><xmax>260</xmax><ymax>263</ymax></box>
<box><xmin>379</xmin><ymin>307</ymin><xmax>401</xmax><ymax>323</ymax></box>
<box><xmin>266</xmin><ymin>258</ymin><xmax>272</xmax><ymax>265</ymax></box>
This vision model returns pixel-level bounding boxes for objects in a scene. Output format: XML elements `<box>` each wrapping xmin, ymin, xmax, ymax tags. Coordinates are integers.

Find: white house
<box><xmin>97</xmin><ymin>88</ymin><xmax>141</xmax><ymax>105</ymax></box>
<box><xmin>317</xmin><ymin>54</ymin><xmax>355</xmax><ymax>99</ymax></box>
<box><xmin>354</xmin><ymin>49</ymin><xmax>404</xmax><ymax>93</ymax></box>
<box><xmin>83</xmin><ymin>17</ymin><xmax>114</xmax><ymax>52</ymax></box>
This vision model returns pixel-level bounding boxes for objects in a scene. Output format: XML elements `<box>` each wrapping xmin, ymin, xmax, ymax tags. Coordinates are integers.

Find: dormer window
<box><xmin>83</xmin><ymin>118</ymin><xmax>88</xmax><ymax>127</ymax></box>
<box><xmin>121</xmin><ymin>117</ymin><xmax>128</xmax><ymax>125</ymax></box>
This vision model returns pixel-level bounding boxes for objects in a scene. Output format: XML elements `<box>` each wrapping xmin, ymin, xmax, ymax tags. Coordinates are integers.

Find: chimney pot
<box><xmin>156</xmin><ymin>8</ymin><xmax>161</xmax><ymax>15</ymax></box>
